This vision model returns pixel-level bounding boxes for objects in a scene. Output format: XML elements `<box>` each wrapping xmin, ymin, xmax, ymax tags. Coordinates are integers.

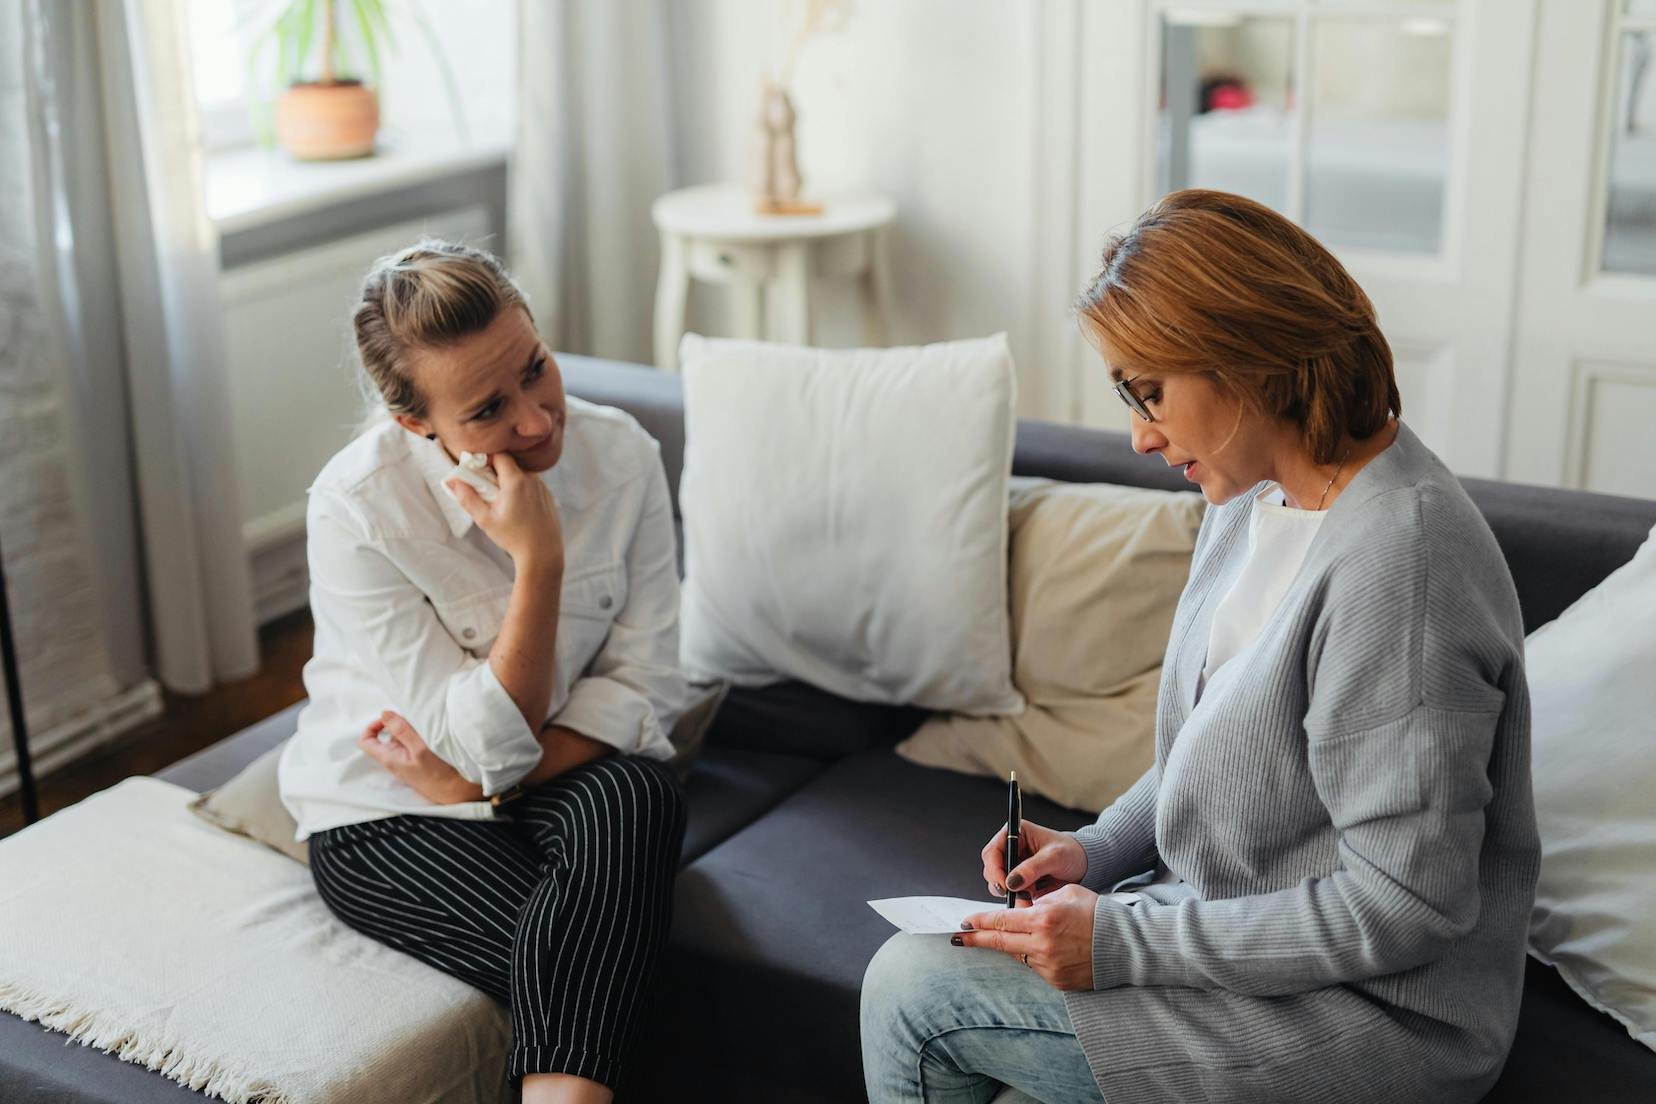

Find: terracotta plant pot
<box><xmin>274</xmin><ymin>80</ymin><xmax>379</xmax><ymax>160</ymax></box>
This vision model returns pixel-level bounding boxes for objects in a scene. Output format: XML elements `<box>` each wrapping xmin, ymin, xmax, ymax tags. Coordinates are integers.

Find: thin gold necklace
<box><xmin>1315</xmin><ymin>445</ymin><xmax>1353</xmax><ymax>511</ymax></box>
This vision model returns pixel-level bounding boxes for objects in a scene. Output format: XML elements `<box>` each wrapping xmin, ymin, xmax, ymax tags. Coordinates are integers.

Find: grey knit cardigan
<box><xmin>1063</xmin><ymin>420</ymin><xmax>1540</xmax><ymax>1104</ymax></box>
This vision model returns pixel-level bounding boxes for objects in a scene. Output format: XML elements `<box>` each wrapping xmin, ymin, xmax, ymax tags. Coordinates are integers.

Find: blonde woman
<box><xmin>861</xmin><ymin>191</ymin><xmax>1538</xmax><ymax>1103</ymax></box>
<box><xmin>278</xmin><ymin>242</ymin><xmax>686</xmax><ymax>1104</ymax></box>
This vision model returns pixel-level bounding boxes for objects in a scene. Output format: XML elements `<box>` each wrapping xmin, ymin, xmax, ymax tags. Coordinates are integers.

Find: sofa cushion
<box><xmin>0</xmin><ymin>1010</ymin><xmax>210</xmax><ymax>1104</ymax></box>
<box><xmin>679</xmin><ymin>746</ymin><xmax>824</xmax><ymax>865</ymax></box>
<box><xmin>707</xmin><ymin>679</ymin><xmax>931</xmax><ymax>760</ymax></box>
<box><xmin>1482</xmin><ymin>957</ymin><xmax>1656</xmax><ymax>1102</ymax></box>
<box><xmin>898</xmin><ymin>479</ymin><xmax>1203</xmax><ymax>812</ymax></box>
<box><xmin>658</xmin><ymin>747</ymin><xmax>1095</xmax><ymax>1101</ymax></box>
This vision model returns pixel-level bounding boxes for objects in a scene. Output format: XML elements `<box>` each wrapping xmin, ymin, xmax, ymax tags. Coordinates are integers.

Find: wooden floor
<box><xmin>0</xmin><ymin>609</ymin><xmax>313</xmax><ymax>839</ymax></box>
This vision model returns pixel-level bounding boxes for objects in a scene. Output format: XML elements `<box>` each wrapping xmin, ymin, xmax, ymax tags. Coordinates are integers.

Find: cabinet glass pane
<box><xmin>1627</xmin><ymin>2</ymin><xmax>1656</xmax><ymax>19</ymax></box>
<box><xmin>1157</xmin><ymin>13</ymin><xmax>1295</xmax><ymax>214</ymax></box>
<box><xmin>1604</xmin><ymin>31</ymin><xmax>1656</xmax><ymax>275</ymax></box>
<box><xmin>1305</xmin><ymin>18</ymin><xmax>1451</xmax><ymax>253</ymax></box>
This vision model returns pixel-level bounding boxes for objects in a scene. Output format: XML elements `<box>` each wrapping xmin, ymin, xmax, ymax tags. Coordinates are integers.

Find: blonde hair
<box><xmin>352</xmin><ymin>240</ymin><xmax>533</xmax><ymax>430</ymax></box>
<box><xmin>1076</xmin><ymin>190</ymin><xmax>1399</xmax><ymax>465</ymax></box>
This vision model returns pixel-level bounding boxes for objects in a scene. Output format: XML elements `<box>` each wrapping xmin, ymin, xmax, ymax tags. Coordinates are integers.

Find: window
<box><xmin>1603</xmin><ymin>1</ymin><xmax>1656</xmax><ymax>275</ymax></box>
<box><xmin>185</xmin><ymin>0</ymin><xmax>518</xmax><ymax>155</ymax></box>
<box><xmin>1156</xmin><ymin>0</ymin><xmax>1457</xmax><ymax>256</ymax></box>
<box><xmin>188</xmin><ymin>0</ymin><xmax>255</xmax><ymax>150</ymax></box>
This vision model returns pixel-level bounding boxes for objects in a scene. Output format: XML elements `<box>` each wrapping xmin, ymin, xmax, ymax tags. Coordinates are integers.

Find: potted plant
<box><xmin>247</xmin><ymin>0</ymin><xmax>388</xmax><ymax>159</ymax></box>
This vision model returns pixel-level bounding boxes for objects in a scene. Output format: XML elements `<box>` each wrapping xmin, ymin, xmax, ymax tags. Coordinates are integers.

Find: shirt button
<box><xmin>599</xmin><ymin>595</ymin><xmax>613</xmax><ymax>610</ymax></box>
<box><xmin>462</xmin><ymin>627</ymin><xmax>477</xmax><ymax>640</ymax></box>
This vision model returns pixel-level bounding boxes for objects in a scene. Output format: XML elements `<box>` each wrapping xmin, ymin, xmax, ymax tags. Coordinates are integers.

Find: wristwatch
<box><xmin>489</xmin><ymin>784</ymin><xmax>526</xmax><ymax>809</ymax></box>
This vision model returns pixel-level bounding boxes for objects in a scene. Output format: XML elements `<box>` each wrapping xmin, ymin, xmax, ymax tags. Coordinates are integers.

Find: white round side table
<box><xmin>651</xmin><ymin>184</ymin><xmax>897</xmax><ymax>370</ymax></box>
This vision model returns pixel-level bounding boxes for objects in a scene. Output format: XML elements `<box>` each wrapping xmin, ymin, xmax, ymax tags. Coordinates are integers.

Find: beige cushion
<box><xmin>189</xmin><ymin>744</ymin><xmax>309</xmax><ymax>864</ymax></box>
<box><xmin>897</xmin><ymin>479</ymin><xmax>1205</xmax><ymax>812</ymax></box>
<box><xmin>191</xmin><ymin>682</ymin><xmax>730</xmax><ymax>864</ymax></box>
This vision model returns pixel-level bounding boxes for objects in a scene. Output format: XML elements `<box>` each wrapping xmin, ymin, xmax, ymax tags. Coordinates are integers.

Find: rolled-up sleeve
<box><xmin>307</xmin><ymin>492</ymin><xmax>543</xmax><ymax>795</ymax></box>
<box><xmin>553</xmin><ymin>455</ymin><xmax>685</xmax><ymax>760</ymax></box>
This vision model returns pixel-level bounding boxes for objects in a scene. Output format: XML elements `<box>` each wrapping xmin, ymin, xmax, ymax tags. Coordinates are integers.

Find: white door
<box><xmin>1506</xmin><ymin>0</ymin><xmax>1656</xmax><ymax>499</ymax></box>
<box><xmin>1064</xmin><ymin>0</ymin><xmax>1537</xmax><ymax>482</ymax></box>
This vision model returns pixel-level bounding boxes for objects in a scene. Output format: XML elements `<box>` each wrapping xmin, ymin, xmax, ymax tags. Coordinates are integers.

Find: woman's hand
<box><xmin>446</xmin><ymin>452</ymin><xmax>564</xmax><ymax>571</ymax></box>
<box><xmin>981</xmin><ymin>819</ymin><xmax>1089</xmax><ymax>904</ymax></box>
<box><xmin>359</xmin><ymin>711</ymin><xmax>483</xmax><ymax>805</ymax></box>
<box><xmin>955</xmin><ymin>884</ymin><xmax>1100</xmax><ymax>991</ymax></box>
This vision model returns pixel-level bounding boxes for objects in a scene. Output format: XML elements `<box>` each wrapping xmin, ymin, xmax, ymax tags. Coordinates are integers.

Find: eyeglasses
<box><xmin>1114</xmin><ymin>374</ymin><xmax>1154</xmax><ymax>422</ymax></box>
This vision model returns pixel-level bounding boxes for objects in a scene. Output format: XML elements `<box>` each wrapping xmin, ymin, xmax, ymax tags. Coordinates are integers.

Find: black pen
<box><xmin>1005</xmin><ymin>770</ymin><xmax>1021</xmax><ymax>908</ymax></box>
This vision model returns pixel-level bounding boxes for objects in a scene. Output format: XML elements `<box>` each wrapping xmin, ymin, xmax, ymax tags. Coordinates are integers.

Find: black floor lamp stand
<box><xmin>0</xmin><ymin>529</ymin><xmax>39</xmax><ymax>825</ymax></box>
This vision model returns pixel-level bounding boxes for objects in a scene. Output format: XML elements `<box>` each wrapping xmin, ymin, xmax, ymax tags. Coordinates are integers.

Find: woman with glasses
<box><xmin>860</xmin><ymin>190</ymin><xmax>1538</xmax><ymax>1104</ymax></box>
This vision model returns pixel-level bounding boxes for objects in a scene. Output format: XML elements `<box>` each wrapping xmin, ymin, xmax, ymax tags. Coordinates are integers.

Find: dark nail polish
<box><xmin>959</xmin><ymin>920</ymin><xmax>974</xmax><ymax>931</ymax></box>
<box><xmin>950</xmin><ymin>935</ymin><xmax>963</xmax><ymax>947</ymax></box>
<box><xmin>1006</xmin><ymin>873</ymin><xmax>1024</xmax><ymax>890</ymax></box>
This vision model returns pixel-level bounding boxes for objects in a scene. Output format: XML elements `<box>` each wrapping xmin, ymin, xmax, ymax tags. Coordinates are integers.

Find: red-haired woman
<box><xmin>861</xmin><ymin>191</ymin><xmax>1538</xmax><ymax>1104</ymax></box>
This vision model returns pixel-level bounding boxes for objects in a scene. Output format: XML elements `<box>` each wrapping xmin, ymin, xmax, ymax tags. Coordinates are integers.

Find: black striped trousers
<box><xmin>308</xmin><ymin>754</ymin><xmax>686</xmax><ymax>1089</ymax></box>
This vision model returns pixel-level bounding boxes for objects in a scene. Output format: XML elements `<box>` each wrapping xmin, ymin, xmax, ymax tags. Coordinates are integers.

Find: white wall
<box><xmin>663</xmin><ymin>0</ymin><xmax>1084</xmax><ymax>419</ymax></box>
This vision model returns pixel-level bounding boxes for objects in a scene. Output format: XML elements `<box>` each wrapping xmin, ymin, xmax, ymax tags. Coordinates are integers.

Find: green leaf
<box><xmin>362</xmin><ymin>0</ymin><xmax>396</xmax><ymax>51</ymax></box>
<box><xmin>348</xmin><ymin>0</ymin><xmax>383</xmax><ymax>90</ymax></box>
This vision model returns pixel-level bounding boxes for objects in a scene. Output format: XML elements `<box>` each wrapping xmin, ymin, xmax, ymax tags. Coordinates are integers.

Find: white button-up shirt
<box><xmin>279</xmin><ymin>397</ymin><xmax>685</xmax><ymax>839</ymax></box>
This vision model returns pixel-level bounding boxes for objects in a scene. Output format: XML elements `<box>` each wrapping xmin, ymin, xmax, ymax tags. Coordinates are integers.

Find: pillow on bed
<box><xmin>1526</xmin><ymin>520</ymin><xmax>1656</xmax><ymax>1052</ymax></box>
<box><xmin>677</xmin><ymin>332</ymin><xmax>1023</xmax><ymax>716</ymax></box>
<box><xmin>896</xmin><ymin>479</ymin><xmax>1205</xmax><ymax>812</ymax></box>
<box><xmin>190</xmin><ymin>681</ymin><xmax>730</xmax><ymax>863</ymax></box>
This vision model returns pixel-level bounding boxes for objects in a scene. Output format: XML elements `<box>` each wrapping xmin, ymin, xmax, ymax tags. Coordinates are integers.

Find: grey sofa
<box><xmin>3</xmin><ymin>354</ymin><xmax>1654</xmax><ymax>1103</ymax></box>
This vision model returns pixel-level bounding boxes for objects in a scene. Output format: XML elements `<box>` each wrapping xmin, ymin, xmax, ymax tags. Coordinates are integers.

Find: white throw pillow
<box><xmin>1526</xmin><ymin>521</ymin><xmax>1656</xmax><ymax>1052</ymax></box>
<box><xmin>677</xmin><ymin>333</ymin><xmax>1023</xmax><ymax>715</ymax></box>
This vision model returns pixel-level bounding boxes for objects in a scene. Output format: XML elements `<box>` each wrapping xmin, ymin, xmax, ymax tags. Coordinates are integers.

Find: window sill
<box><xmin>206</xmin><ymin>127</ymin><xmax>512</xmax><ymax>236</ymax></box>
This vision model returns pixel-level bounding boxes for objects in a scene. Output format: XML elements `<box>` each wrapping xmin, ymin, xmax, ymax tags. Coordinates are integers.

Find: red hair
<box><xmin>1077</xmin><ymin>190</ymin><xmax>1399</xmax><ymax>464</ymax></box>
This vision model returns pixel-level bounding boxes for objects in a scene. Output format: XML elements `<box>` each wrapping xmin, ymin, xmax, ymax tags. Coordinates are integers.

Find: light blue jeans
<box><xmin>860</xmin><ymin>932</ymin><xmax>1105</xmax><ymax>1104</ymax></box>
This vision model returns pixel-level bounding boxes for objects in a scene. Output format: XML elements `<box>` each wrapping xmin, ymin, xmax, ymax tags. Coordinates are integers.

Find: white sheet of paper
<box><xmin>867</xmin><ymin>896</ymin><xmax>997</xmax><ymax>935</ymax></box>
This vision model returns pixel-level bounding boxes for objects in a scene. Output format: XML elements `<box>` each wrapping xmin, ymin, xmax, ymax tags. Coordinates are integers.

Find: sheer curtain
<box><xmin>509</xmin><ymin>0</ymin><xmax>678</xmax><ymax>363</ymax></box>
<box><xmin>21</xmin><ymin>0</ymin><xmax>258</xmax><ymax>701</ymax></box>
<box><xmin>99</xmin><ymin>0</ymin><xmax>259</xmax><ymax>691</ymax></box>
<box><xmin>1</xmin><ymin>1</ymin><xmax>151</xmax><ymax>792</ymax></box>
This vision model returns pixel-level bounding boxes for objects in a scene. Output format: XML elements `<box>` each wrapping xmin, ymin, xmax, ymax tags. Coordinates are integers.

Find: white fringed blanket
<box><xmin>0</xmin><ymin>778</ymin><xmax>510</xmax><ymax>1103</ymax></box>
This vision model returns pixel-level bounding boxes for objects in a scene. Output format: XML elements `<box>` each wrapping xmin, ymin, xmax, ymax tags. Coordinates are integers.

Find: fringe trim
<box><xmin>0</xmin><ymin>981</ymin><xmax>289</xmax><ymax>1103</ymax></box>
